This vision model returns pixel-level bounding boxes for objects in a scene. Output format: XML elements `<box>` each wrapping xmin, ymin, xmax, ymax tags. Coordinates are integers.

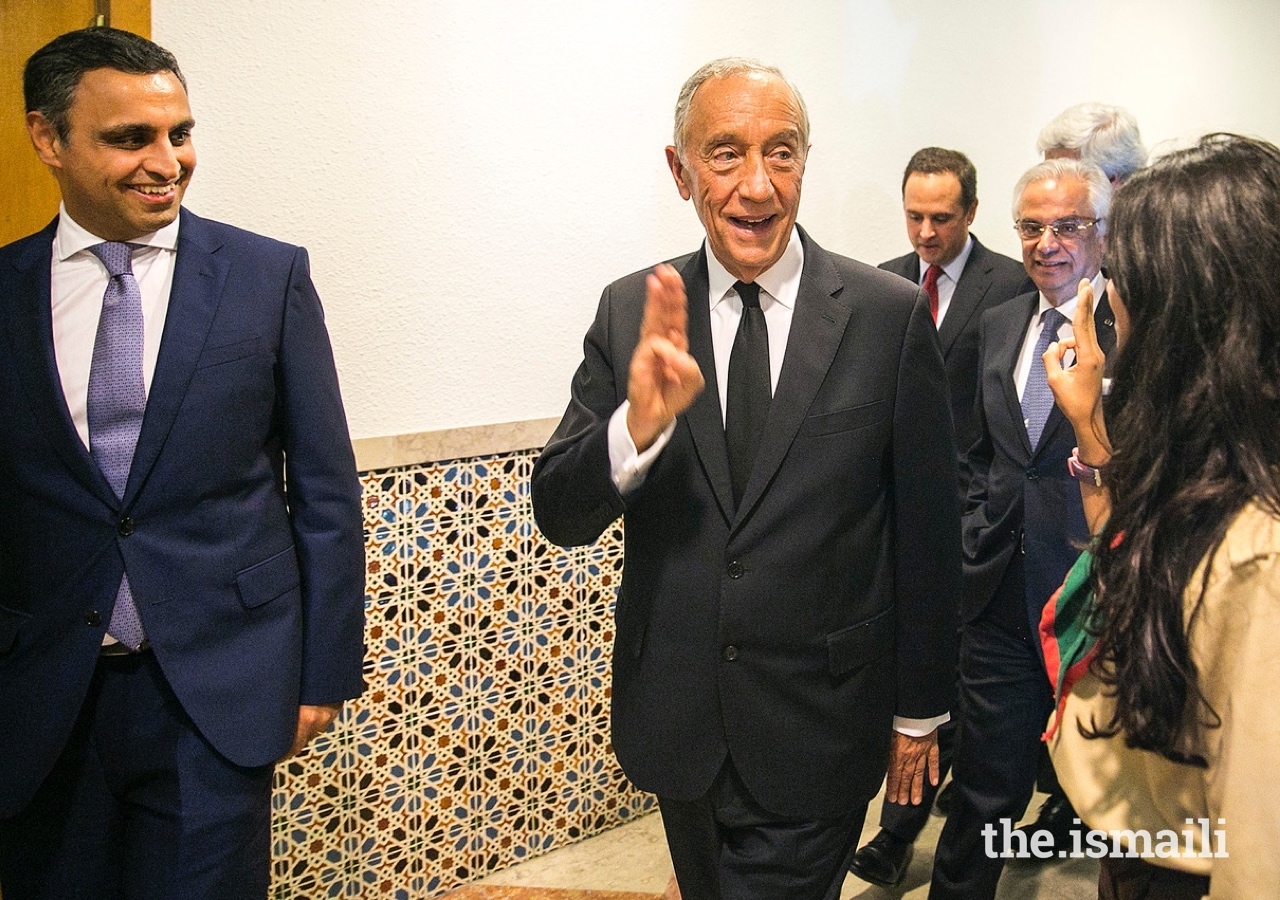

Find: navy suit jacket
<box><xmin>0</xmin><ymin>209</ymin><xmax>366</xmax><ymax>816</ymax></box>
<box><xmin>960</xmin><ymin>289</ymin><xmax>1117</xmax><ymax>626</ymax></box>
<box><xmin>532</xmin><ymin>228</ymin><xmax>962</xmax><ymax>819</ymax></box>
<box><xmin>879</xmin><ymin>236</ymin><xmax>1033</xmax><ymax>481</ymax></box>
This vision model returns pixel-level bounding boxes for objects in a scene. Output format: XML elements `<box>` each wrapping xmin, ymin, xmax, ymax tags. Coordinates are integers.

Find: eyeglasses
<box><xmin>1014</xmin><ymin>218</ymin><xmax>1101</xmax><ymax>241</ymax></box>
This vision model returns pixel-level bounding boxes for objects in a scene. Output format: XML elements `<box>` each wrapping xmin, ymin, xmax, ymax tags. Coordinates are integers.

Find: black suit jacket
<box><xmin>961</xmin><ymin>289</ymin><xmax>1117</xmax><ymax>625</ymax></box>
<box><xmin>532</xmin><ymin>228</ymin><xmax>962</xmax><ymax>818</ymax></box>
<box><xmin>879</xmin><ymin>236</ymin><xmax>1033</xmax><ymax>480</ymax></box>
<box><xmin>0</xmin><ymin>210</ymin><xmax>366</xmax><ymax>816</ymax></box>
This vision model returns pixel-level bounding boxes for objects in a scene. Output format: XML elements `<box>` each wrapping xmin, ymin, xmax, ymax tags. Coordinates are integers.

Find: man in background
<box><xmin>1024</xmin><ymin>100</ymin><xmax>1144</xmax><ymax>843</ymax></box>
<box><xmin>533</xmin><ymin>58</ymin><xmax>962</xmax><ymax>899</ymax></box>
<box><xmin>928</xmin><ymin>159</ymin><xmax>1115</xmax><ymax>900</ymax></box>
<box><xmin>0</xmin><ymin>28</ymin><xmax>365</xmax><ymax>899</ymax></box>
<box><xmin>1038</xmin><ymin>102</ymin><xmax>1147</xmax><ymax>186</ymax></box>
<box><xmin>850</xmin><ymin>147</ymin><xmax>1031</xmax><ymax>888</ymax></box>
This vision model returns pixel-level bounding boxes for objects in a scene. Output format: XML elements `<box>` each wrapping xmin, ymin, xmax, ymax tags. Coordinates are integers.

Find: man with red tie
<box><xmin>853</xmin><ymin>148</ymin><xmax>1030</xmax><ymax>888</ymax></box>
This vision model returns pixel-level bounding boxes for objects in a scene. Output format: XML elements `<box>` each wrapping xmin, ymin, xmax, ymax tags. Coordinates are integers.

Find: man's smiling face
<box><xmin>666</xmin><ymin>71</ymin><xmax>806</xmax><ymax>283</ymax></box>
<box><xmin>28</xmin><ymin>66</ymin><xmax>195</xmax><ymax>241</ymax></box>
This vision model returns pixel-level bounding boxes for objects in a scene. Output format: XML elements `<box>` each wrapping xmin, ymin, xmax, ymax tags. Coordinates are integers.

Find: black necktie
<box><xmin>725</xmin><ymin>280</ymin><xmax>770</xmax><ymax>506</ymax></box>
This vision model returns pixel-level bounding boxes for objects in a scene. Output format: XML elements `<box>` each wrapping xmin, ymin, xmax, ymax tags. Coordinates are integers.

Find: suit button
<box><xmin>84</xmin><ymin>610</ymin><xmax>102</xmax><ymax>626</ymax></box>
<box><xmin>117</xmin><ymin>517</ymin><xmax>135</xmax><ymax>537</ymax></box>
<box><xmin>726</xmin><ymin>560</ymin><xmax>744</xmax><ymax>579</ymax></box>
<box><xmin>722</xmin><ymin>645</ymin><xmax>738</xmax><ymax>662</ymax></box>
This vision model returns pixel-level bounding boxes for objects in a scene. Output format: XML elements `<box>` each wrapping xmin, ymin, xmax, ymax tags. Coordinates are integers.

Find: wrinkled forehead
<box><xmin>1018</xmin><ymin>176</ymin><xmax>1095</xmax><ymax>219</ymax></box>
<box><xmin>688</xmin><ymin>71</ymin><xmax>805</xmax><ymax>139</ymax></box>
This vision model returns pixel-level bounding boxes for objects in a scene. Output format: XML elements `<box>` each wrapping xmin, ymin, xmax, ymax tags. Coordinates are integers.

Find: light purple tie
<box><xmin>87</xmin><ymin>242</ymin><xmax>147</xmax><ymax>649</ymax></box>
<box><xmin>1021</xmin><ymin>307</ymin><xmax>1068</xmax><ymax>452</ymax></box>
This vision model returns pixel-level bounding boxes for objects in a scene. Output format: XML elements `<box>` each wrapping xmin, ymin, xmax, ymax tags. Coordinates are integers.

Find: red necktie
<box><xmin>923</xmin><ymin>264</ymin><xmax>942</xmax><ymax>324</ymax></box>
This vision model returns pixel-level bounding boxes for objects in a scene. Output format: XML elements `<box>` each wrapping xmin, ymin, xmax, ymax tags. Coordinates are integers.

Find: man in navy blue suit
<box><xmin>927</xmin><ymin>158</ymin><xmax>1115</xmax><ymax>900</ymax></box>
<box><xmin>0</xmin><ymin>28</ymin><xmax>365</xmax><ymax>899</ymax></box>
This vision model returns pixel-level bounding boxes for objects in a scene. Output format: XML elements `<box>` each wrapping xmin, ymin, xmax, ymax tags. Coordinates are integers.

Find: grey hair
<box><xmin>1036</xmin><ymin>102</ymin><xmax>1148</xmax><ymax>183</ymax></box>
<box><xmin>1012</xmin><ymin>158</ymin><xmax>1113</xmax><ymax>235</ymax></box>
<box><xmin>672</xmin><ymin>57</ymin><xmax>810</xmax><ymax>161</ymax></box>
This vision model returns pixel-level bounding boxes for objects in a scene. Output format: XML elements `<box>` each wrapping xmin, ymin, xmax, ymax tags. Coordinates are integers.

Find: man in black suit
<box><xmin>850</xmin><ymin>147</ymin><xmax>1031</xmax><ymax>887</ymax></box>
<box><xmin>927</xmin><ymin>158</ymin><xmax>1115</xmax><ymax>900</ymax></box>
<box><xmin>0</xmin><ymin>29</ymin><xmax>364</xmax><ymax>899</ymax></box>
<box><xmin>533</xmin><ymin>58</ymin><xmax>962</xmax><ymax>900</ymax></box>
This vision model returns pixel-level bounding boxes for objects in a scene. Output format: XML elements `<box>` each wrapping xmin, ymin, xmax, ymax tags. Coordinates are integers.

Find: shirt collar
<box><xmin>934</xmin><ymin>234</ymin><xmax>974</xmax><ymax>285</ymax></box>
<box><xmin>54</xmin><ymin>202</ymin><xmax>181</xmax><ymax>262</ymax></box>
<box><xmin>1038</xmin><ymin>269</ymin><xmax>1107</xmax><ymax>323</ymax></box>
<box><xmin>707</xmin><ymin>226</ymin><xmax>804</xmax><ymax>310</ymax></box>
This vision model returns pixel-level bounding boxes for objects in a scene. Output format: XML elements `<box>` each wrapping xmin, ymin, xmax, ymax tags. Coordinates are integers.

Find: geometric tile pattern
<box><xmin>269</xmin><ymin>448</ymin><xmax>653</xmax><ymax>898</ymax></box>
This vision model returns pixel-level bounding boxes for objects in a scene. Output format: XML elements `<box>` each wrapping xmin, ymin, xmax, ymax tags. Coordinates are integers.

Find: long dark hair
<box><xmin>1089</xmin><ymin>133</ymin><xmax>1280</xmax><ymax>753</ymax></box>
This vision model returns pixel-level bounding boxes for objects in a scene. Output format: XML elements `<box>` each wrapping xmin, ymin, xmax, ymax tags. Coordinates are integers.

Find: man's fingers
<box><xmin>644</xmin><ymin>264</ymin><xmax>690</xmax><ymax>350</ymax></box>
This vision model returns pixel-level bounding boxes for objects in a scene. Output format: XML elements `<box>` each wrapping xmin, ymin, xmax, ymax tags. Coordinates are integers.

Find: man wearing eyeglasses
<box><xmin>927</xmin><ymin>158</ymin><xmax>1115</xmax><ymax>900</ymax></box>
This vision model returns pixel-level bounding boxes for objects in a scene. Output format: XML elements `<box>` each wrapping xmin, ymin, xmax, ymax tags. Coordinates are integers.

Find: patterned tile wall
<box><xmin>269</xmin><ymin>449</ymin><xmax>653</xmax><ymax>898</ymax></box>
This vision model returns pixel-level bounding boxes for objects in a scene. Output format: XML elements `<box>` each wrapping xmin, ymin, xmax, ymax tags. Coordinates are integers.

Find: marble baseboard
<box><xmin>444</xmin><ymin>889</ymin><xmax>661</xmax><ymax>900</ymax></box>
<box><xmin>353</xmin><ymin>419</ymin><xmax>561</xmax><ymax>471</ymax></box>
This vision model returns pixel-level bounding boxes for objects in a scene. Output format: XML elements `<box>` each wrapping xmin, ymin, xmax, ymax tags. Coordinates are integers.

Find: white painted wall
<box><xmin>152</xmin><ymin>0</ymin><xmax>1280</xmax><ymax>439</ymax></box>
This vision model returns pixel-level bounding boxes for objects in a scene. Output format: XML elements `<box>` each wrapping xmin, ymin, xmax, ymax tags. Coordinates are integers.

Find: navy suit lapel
<box><xmin>678</xmin><ymin>249</ymin><xmax>736</xmax><ymax>522</ymax></box>
<box><xmin>123</xmin><ymin>210</ymin><xmax>228</xmax><ymax>504</ymax></box>
<box><xmin>3</xmin><ymin>221</ymin><xmax>117</xmax><ymax>506</ymax></box>
<box><xmin>994</xmin><ymin>293</ymin><xmax>1039</xmax><ymax>459</ymax></box>
<box><xmin>734</xmin><ymin>230</ymin><xmax>850</xmax><ymax>523</ymax></box>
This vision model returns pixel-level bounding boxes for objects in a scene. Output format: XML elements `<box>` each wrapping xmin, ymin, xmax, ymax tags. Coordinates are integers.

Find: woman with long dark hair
<box><xmin>1041</xmin><ymin>133</ymin><xmax>1280</xmax><ymax>899</ymax></box>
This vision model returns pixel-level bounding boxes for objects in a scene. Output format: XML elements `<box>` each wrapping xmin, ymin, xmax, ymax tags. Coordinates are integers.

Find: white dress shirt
<box><xmin>50</xmin><ymin>204</ymin><xmax>179</xmax><ymax>449</ymax></box>
<box><xmin>916</xmin><ymin>235</ymin><xmax>974</xmax><ymax>328</ymax></box>
<box><xmin>1012</xmin><ymin>271</ymin><xmax>1106</xmax><ymax>400</ymax></box>
<box><xmin>608</xmin><ymin>229</ymin><xmax>803</xmax><ymax>493</ymax></box>
<box><xmin>605</xmin><ymin>229</ymin><xmax>946</xmax><ymax>737</ymax></box>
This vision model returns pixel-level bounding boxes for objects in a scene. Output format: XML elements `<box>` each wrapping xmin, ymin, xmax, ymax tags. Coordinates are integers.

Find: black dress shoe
<box><xmin>1012</xmin><ymin>790</ymin><xmax>1082</xmax><ymax>857</ymax></box>
<box><xmin>849</xmin><ymin>829</ymin><xmax>914</xmax><ymax>887</ymax></box>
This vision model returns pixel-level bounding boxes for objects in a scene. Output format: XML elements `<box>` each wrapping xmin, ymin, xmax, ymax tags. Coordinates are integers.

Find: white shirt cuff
<box><xmin>893</xmin><ymin>712</ymin><xmax>950</xmax><ymax>737</ymax></box>
<box><xmin>608</xmin><ymin>402</ymin><xmax>675</xmax><ymax>495</ymax></box>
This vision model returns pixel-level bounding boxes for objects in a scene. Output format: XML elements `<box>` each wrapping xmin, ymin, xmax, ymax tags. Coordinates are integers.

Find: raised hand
<box><xmin>626</xmin><ymin>264</ymin><xmax>705</xmax><ymax>451</ymax></box>
<box><xmin>1044</xmin><ymin>278</ymin><xmax>1110</xmax><ymax>463</ymax></box>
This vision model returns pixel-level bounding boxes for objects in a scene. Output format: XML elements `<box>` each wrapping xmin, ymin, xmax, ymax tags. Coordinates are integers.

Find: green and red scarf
<box><xmin>1039</xmin><ymin>545</ymin><xmax>1101</xmax><ymax>741</ymax></box>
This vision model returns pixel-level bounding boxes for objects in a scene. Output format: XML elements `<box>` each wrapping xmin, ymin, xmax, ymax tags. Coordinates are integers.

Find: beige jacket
<box><xmin>1049</xmin><ymin>500</ymin><xmax>1280</xmax><ymax>898</ymax></box>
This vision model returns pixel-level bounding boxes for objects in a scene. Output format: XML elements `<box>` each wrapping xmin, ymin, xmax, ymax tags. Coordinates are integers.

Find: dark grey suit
<box><xmin>929</xmin><ymin>290</ymin><xmax>1116</xmax><ymax>900</ymax></box>
<box><xmin>870</xmin><ymin>236</ymin><xmax>1031</xmax><ymax>845</ymax></box>
<box><xmin>879</xmin><ymin>236</ymin><xmax>1034</xmax><ymax>475</ymax></box>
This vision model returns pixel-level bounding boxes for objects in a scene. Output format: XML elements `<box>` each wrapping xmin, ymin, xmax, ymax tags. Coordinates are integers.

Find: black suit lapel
<box><xmin>678</xmin><ymin>249</ymin><xmax>736</xmax><ymax>522</ymax></box>
<box><xmin>3</xmin><ymin>222</ymin><xmax>117</xmax><ymax>506</ymax></box>
<box><xmin>734</xmin><ymin>230</ymin><xmax>850</xmax><ymax>524</ymax></box>
<box><xmin>937</xmin><ymin>241</ymin><xmax>992</xmax><ymax>355</ymax></box>
<box><xmin>123</xmin><ymin>210</ymin><xmax>229</xmax><ymax>505</ymax></box>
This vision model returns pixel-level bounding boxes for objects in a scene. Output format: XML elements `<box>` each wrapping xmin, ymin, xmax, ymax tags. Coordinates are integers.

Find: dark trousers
<box><xmin>659</xmin><ymin>755</ymin><xmax>868</xmax><ymax>900</ymax></box>
<box><xmin>928</xmin><ymin>557</ymin><xmax>1055</xmax><ymax>900</ymax></box>
<box><xmin>0</xmin><ymin>651</ymin><xmax>275</xmax><ymax>900</ymax></box>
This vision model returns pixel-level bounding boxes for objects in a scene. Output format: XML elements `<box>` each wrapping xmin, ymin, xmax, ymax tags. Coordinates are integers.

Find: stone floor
<box><xmin>451</xmin><ymin>783</ymin><xmax>1099</xmax><ymax>899</ymax></box>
